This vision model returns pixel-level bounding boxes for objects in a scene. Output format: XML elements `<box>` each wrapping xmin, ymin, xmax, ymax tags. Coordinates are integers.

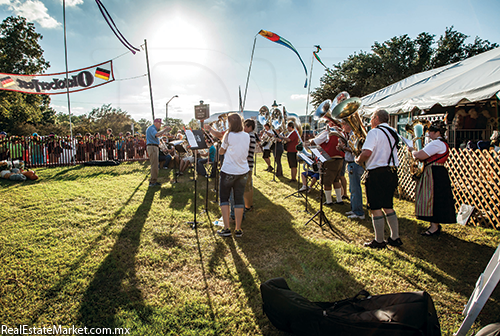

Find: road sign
<box><xmin>195</xmin><ymin>101</ymin><xmax>210</xmax><ymax>120</ymax></box>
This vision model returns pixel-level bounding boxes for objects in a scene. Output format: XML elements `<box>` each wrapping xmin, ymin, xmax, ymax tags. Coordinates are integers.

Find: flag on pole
<box><xmin>313</xmin><ymin>45</ymin><xmax>328</xmax><ymax>68</ymax></box>
<box><xmin>258</xmin><ymin>30</ymin><xmax>308</xmax><ymax>88</ymax></box>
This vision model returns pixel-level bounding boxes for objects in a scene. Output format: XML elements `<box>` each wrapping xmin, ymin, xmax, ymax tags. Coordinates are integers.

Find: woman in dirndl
<box><xmin>411</xmin><ymin>120</ymin><xmax>456</xmax><ymax>236</ymax></box>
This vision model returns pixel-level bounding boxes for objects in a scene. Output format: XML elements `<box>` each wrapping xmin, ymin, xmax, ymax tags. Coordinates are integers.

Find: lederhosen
<box><xmin>365</xmin><ymin>126</ymin><xmax>399</xmax><ymax>210</ymax></box>
<box><xmin>415</xmin><ymin>139</ymin><xmax>456</xmax><ymax>223</ymax></box>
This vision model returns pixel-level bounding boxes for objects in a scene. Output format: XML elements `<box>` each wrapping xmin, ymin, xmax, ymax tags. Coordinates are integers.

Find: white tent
<box><xmin>359</xmin><ymin>47</ymin><xmax>500</xmax><ymax>116</ymax></box>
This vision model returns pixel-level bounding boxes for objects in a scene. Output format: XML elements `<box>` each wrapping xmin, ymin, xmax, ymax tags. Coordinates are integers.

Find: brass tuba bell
<box><xmin>405</xmin><ymin>119</ymin><xmax>431</xmax><ymax>179</ymax></box>
<box><xmin>331</xmin><ymin>96</ymin><xmax>366</xmax><ymax>157</ymax></box>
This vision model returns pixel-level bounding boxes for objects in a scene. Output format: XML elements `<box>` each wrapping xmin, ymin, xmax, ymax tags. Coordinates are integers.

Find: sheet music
<box><xmin>184</xmin><ymin>130</ymin><xmax>197</xmax><ymax>148</ymax></box>
<box><xmin>401</xmin><ymin>136</ymin><xmax>413</xmax><ymax>148</ymax></box>
<box><xmin>298</xmin><ymin>153</ymin><xmax>314</xmax><ymax>166</ymax></box>
<box><xmin>311</xmin><ymin>148</ymin><xmax>327</xmax><ymax>162</ymax></box>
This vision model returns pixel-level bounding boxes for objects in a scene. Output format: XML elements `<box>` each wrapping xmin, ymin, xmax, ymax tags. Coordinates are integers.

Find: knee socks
<box><xmin>386</xmin><ymin>212</ymin><xmax>399</xmax><ymax>239</ymax></box>
<box><xmin>372</xmin><ymin>215</ymin><xmax>385</xmax><ymax>243</ymax></box>
<box><xmin>324</xmin><ymin>190</ymin><xmax>333</xmax><ymax>203</ymax></box>
<box><xmin>334</xmin><ymin>188</ymin><xmax>342</xmax><ymax>202</ymax></box>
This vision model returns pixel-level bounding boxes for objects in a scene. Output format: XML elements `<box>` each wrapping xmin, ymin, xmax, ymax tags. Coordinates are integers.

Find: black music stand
<box><xmin>305</xmin><ymin>148</ymin><xmax>333</xmax><ymax>230</ymax></box>
<box><xmin>284</xmin><ymin>152</ymin><xmax>307</xmax><ymax>202</ymax></box>
<box><xmin>172</xmin><ymin>143</ymin><xmax>187</xmax><ymax>184</ymax></box>
<box><xmin>185</xmin><ymin>129</ymin><xmax>207</xmax><ymax>229</ymax></box>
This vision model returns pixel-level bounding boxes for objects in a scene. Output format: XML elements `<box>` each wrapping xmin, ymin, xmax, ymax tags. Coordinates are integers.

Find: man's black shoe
<box><xmin>386</xmin><ymin>237</ymin><xmax>403</xmax><ymax>247</ymax></box>
<box><xmin>364</xmin><ymin>239</ymin><xmax>386</xmax><ymax>249</ymax></box>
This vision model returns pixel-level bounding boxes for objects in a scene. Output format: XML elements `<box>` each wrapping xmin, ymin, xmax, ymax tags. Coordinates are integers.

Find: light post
<box><xmin>165</xmin><ymin>95</ymin><xmax>179</xmax><ymax>126</ymax></box>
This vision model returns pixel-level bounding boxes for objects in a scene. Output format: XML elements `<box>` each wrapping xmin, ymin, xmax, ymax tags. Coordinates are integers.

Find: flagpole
<box><xmin>63</xmin><ymin>0</ymin><xmax>72</xmax><ymax>139</ymax></box>
<box><xmin>144</xmin><ymin>39</ymin><xmax>155</xmax><ymax>120</ymax></box>
<box><xmin>242</xmin><ymin>34</ymin><xmax>258</xmax><ymax>111</ymax></box>
<box><xmin>304</xmin><ymin>50</ymin><xmax>315</xmax><ymax>138</ymax></box>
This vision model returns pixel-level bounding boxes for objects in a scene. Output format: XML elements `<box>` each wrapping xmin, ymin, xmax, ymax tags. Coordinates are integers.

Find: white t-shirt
<box><xmin>362</xmin><ymin>123</ymin><xmax>399</xmax><ymax>170</ymax></box>
<box><xmin>221</xmin><ymin>131</ymin><xmax>250</xmax><ymax>175</ymax></box>
<box><xmin>422</xmin><ymin>139</ymin><xmax>447</xmax><ymax>157</ymax></box>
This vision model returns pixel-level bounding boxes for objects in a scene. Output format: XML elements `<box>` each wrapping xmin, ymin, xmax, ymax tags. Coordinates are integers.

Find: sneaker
<box><xmin>245</xmin><ymin>206</ymin><xmax>253</xmax><ymax>212</ymax></box>
<box><xmin>348</xmin><ymin>214</ymin><xmax>365</xmax><ymax>220</ymax></box>
<box><xmin>386</xmin><ymin>237</ymin><xmax>403</xmax><ymax>247</ymax></box>
<box><xmin>299</xmin><ymin>185</ymin><xmax>308</xmax><ymax>192</ymax></box>
<box><xmin>234</xmin><ymin>230</ymin><xmax>243</xmax><ymax>237</ymax></box>
<box><xmin>217</xmin><ymin>228</ymin><xmax>231</xmax><ymax>237</ymax></box>
<box><xmin>345</xmin><ymin>211</ymin><xmax>354</xmax><ymax>215</ymax></box>
<box><xmin>334</xmin><ymin>201</ymin><xmax>344</xmax><ymax>205</ymax></box>
<box><xmin>364</xmin><ymin>240</ymin><xmax>387</xmax><ymax>249</ymax></box>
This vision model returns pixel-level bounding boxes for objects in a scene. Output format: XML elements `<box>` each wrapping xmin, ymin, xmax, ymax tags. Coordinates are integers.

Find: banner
<box><xmin>0</xmin><ymin>60</ymin><xmax>114</xmax><ymax>95</ymax></box>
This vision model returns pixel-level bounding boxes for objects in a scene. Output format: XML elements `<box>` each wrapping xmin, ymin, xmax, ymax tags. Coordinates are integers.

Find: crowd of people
<box><xmin>0</xmin><ymin>129</ymin><xmax>155</xmax><ymax>166</ymax></box>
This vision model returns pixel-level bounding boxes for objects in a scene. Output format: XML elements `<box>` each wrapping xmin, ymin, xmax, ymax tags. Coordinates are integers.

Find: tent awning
<box><xmin>359</xmin><ymin>47</ymin><xmax>500</xmax><ymax>116</ymax></box>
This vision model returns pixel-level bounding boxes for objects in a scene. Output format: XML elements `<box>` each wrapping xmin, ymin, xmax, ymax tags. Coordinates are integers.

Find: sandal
<box><xmin>421</xmin><ymin>225</ymin><xmax>441</xmax><ymax>236</ymax></box>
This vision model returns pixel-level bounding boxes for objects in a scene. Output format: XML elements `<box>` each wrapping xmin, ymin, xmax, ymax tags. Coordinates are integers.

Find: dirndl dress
<box><xmin>415</xmin><ymin>162</ymin><xmax>456</xmax><ymax>223</ymax></box>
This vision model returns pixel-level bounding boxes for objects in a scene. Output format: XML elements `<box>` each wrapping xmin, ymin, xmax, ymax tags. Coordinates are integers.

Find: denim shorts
<box><xmin>219</xmin><ymin>171</ymin><xmax>247</xmax><ymax>207</ymax></box>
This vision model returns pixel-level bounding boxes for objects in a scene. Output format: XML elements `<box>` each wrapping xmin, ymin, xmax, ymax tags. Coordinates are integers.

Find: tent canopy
<box><xmin>359</xmin><ymin>47</ymin><xmax>500</xmax><ymax>116</ymax></box>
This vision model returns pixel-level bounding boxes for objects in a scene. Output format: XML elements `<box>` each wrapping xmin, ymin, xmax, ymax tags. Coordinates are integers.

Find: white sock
<box><xmin>372</xmin><ymin>215</ymin><xmax>385</xmax><ymax>242</ymax></box>
<box><xmin>334</xmin><ymin>188</ymin><xmax>342</xmax><ymax>202</ymax></box>
<box><xmin>386</xmin><ymin>212</ymin><xmax>399</xmax><ymax>239</ymax></box>
<box><xmin>325</xmin><ymin>190</ymin><xmax>332</xmax><ymax>203</ymax></box>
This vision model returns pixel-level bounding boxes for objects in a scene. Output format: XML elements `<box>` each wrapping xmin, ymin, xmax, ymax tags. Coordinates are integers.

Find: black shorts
<box><xmin>365</xmin><ymin>166</ymin><xmax>398</xmax><ymax>210</ymax></box>
<box><xmin>263</xmin><ymin>149</ymin><xmax>271</xmax><ymax>159</ymax></box>
<box><xmin>287</xmin><ymin>152</ymin><xmax>298</xmax><ymax>168</ymax></box>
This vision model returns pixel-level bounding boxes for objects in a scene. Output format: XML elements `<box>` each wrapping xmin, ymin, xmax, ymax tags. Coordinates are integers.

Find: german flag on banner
<box><xmin>95</xmin><ymin>67</ymin><xmax>111</xmax><ymax>81</ymax></box>
<box><xmin>1</xmin><ymin>76</ymin><xmax>15</xmax><ymax>88</ymax></box>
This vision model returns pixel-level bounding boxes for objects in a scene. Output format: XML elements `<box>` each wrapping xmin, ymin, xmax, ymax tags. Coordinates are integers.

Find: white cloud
<box><xmin>62</xmin><ymin>0</ymin><xmax>83</xmax><ymax>7</ymax></box>
<box><xmin>290</xmin><ymin>94</ymin><xmax>309</xmax><ymax>101</ymax></box>
<box><xmin>1</xmin><ymin>0</ymin><xmax>61</xmax><ymax>29</ymax></box>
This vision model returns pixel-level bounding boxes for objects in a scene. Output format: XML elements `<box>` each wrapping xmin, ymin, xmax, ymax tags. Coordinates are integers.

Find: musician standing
<box><xmin>273</xmin><ymin>129</ymin><xmax>284</xmax><ymax>177</ymax></box>
<box><xmin>340</xmin><ymin>120</ymin><xmax>365</xmax><ymax>219</ymax></box>
<box><xmin>243</xmin><ymin>119</ymin><xmax>259</xmax><ymax>212</ymax></box>
<box><xmin>146</xmin><ymin>118</ymin><xmax>169</xmax><ymax>187</ymax></box>
<box><xmin>309</xmin><ymin>120</ymin><xmax>345</xmax><ymax>205</ymax></box>
<box><xmin>411</xmin><ymin>120</ymin><xmax>456</xmax><ymax>236</ymax></box>
<box><xmin>261</xmin><ymin>123</ymin><xmax>274</xmax><ymax>172</ymax></box>
<box><xmin>283</xmin><ymin>121</ymin><xmax>300</xmax><ymax>182</ymax></box>
<box><xmin>356</xmin><ymin>110</ymin><xmax>402</xmax><ymax>248</ymax></box>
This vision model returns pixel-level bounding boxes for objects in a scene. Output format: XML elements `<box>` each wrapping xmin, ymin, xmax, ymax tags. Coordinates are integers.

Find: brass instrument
<box><xmin>258</xmin><ymin>105</ymin><xmax>270</xmax><ymax>127</ymax></box>
<box><xmin>331</xmin><ymin>96</ymin><xmax>366</xmax><ymax>157</ymax></box>
<box><xmin>405</xmin><ymin>119</ymin><xmax>431</xmax><ymax>178</ymax></box>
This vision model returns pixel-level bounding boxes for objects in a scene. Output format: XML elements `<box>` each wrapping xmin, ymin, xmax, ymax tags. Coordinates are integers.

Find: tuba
<box><xmin>405</xmin><ymin>119</ymin><xmax>431</xmax><ymax>179</ymax></box>
<box><xmin>331</xmin><ymin>96</ymin><xmax>367</xmax><ymax>157</ymax></box>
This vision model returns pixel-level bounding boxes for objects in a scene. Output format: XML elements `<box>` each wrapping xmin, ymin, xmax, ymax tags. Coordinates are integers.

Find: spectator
<box><xmin>0</xmin><ymin>131</ymin><xmax>8</xmax><ymax>160</ymax></box>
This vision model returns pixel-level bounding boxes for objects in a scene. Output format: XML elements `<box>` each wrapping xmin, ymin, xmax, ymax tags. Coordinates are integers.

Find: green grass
<box><xmin>1</xmin><ymin>160</ymin><xmax>499</xmax><ymax>335</ymax></box>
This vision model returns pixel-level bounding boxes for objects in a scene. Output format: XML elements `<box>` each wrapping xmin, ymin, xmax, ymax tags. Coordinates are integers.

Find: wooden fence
<box><xmin>396</xmin><ymin>148</ymin><xmax>500</xmax><ymax>229</ymax></box>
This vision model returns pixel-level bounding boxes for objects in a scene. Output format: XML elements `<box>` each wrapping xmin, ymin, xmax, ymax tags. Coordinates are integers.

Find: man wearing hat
<box><xmin>146</xmin><ymin>118</ymin><xmax>169</xmax><ymax>187</ymax></box>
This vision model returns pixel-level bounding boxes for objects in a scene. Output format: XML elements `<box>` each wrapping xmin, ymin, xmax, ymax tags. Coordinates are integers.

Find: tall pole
<box><xmin>305</xmin><ymin>51</ymin><xmax>315</xmax><ymax>136</ymax></box>
<box><xmin>144</xmin><ymin>39</ymin><xmax>155</xmax><ymax>121</ymax></box>
<box><xmin>165</xmin><ymin>95</ymin><xmax>178</xmax><ymax>126</ymax></box>
<box><xmin>63</xmin><ymin>0</ymin><xmax>72</xmax><ymax>139</ymax></box>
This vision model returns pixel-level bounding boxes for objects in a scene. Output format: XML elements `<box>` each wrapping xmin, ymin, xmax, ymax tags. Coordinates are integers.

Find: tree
<box><xmin>136</xmin><ymin>118</ymin><xmax>152</xmax><ymax>134</ymax></box>
<box><xmin>0</xmin><ymin>16</ymin><xmax>51</xmax><ymax>134</ymax></box>
<box><xmin>311</xmin><ymin>27</ymin><xmax>498</xmax><ymax>108</ymax></box>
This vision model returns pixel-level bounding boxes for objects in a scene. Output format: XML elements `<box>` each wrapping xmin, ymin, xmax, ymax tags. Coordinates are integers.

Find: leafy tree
<box><xmin>311</xmin><ymin>27</ymin><xmax>498</xmax><ymax>107</ymax></box>
<box><xmin>136</xmin><ymin>118</ymin><xmax>152</xmax><ymax>134</ymax></box>
<box><xmin>0</xmin><ymin>16</ymin><xmax>51</xmax><ymax>134</ymax></box>
<box><xmin>188</xmin><ymin>118</ymin><xmax>200</xmax><ymax>130</ymax></box>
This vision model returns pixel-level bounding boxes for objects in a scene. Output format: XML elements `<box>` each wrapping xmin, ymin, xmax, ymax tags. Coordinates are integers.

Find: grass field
<box><xmin>1</xmin><ymin>160</ymin><xmax>499</xmax><ymax>335</ymax></box>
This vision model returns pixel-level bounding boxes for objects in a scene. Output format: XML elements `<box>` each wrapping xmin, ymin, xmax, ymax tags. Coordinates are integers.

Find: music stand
<box><xmin>285</xmin><ymin>152</ymin><xmax>307</xmax><ymax>202</ymax></box>
<box><xmin>185</xmin><ymin>129</ymin><xmax>207</xmax><ymax>229</ymax></box>
<box><xmin>305</xmin><ymin>148</ymin><xmax>333</xmax><ymax>230</ymax></box>
<box><xmin>172</xmin><ymin>142</ymin><xmax>186</xmax><ymax>184</ymax></box>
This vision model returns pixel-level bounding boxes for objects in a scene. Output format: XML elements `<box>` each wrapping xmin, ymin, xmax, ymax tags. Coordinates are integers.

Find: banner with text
<box><xmin>0</xmin><ymin>60</ymin><xmax>114</xmax><ymax>95</ymax></box>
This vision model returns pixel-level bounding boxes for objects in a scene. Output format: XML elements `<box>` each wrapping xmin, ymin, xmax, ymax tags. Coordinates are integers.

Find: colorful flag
<box><xmin>313</xmin><ymin>45</ymin><xmax>328</xmax><ymax>68</ymax></box>
<box><xmin>1</xmin><ymin>76</ymin><xmax>15</xmax><ymax>88</ymax></box>
<box><xmin>95</xmin><ymin>67</ymin><xmax>111</xmax><ymax>80</ymax></box>
<box><xmin>258</xmin><ymin>30</ymin><xmax>308</xmax><ymax>88</ymax></box>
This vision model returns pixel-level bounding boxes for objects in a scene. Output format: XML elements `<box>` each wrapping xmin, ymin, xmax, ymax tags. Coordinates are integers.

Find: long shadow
<box><xmin>78</xmin><ymin>185</ymin><xmax>157</xmax><ymax>328</ymax></box>
<box><xmin>30</xmin><ymin>176</ymin><xmax>148</xmax><ymax>325</ymax></box>
<box><xmin>205</xmin><ymin>188</ymin><xmax>364</xmax><ymax>335</ymax></box>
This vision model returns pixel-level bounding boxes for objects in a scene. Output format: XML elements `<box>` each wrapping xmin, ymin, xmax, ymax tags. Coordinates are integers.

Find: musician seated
<box><xmin>299</xmin><ymin>162</ymin><xmax>319</xmax><ymax>192</ymax></box>
<box><xmin>196</xmin><ymin>139</ymin><xmax>216</xmax><ymax>177</ymax></box>
<box><xmin>159</xmin><ymin>138</ymin><xmax>179</xmax><ymax>169</ymax></box>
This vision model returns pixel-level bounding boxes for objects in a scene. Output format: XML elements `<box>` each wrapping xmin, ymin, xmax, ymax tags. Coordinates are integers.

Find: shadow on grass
<box><xmin>77</xmin><ymin>179</ymin><xmax>157</xmax><ymax>328</ymax></box>
<box><xmin>202</xmin><ymin>187</ymin><xmax>364</xmax><ymax>334</ymax></box>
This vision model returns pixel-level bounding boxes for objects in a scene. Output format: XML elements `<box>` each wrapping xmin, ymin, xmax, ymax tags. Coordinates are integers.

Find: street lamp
<box><xmin>165</xmin><ymin>95</ymin><xmax>179</xmax><ymax>126</ymax></box>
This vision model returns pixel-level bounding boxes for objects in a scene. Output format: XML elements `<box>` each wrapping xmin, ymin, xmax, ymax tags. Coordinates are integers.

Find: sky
<box><xmin>1</xmin><ymin>0</ymin><xmax>500</xmax><ymax>124</ymax></box>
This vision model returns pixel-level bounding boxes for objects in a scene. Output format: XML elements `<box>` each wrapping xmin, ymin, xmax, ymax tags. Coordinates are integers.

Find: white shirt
<box><xmin>362</xmin><ymin>123</ymin><xmax>399</xmax><ymax>170</ymax></box>
<box><xmin>263</xmin><ymin>129</ymin><xmax>274</xmax><ymax>150</ymax></box>
<box><xmin>311</xmin><ymin>129</ymin><xmax>329</xmax><ymax>146</ymax></box>
<box><xmin>422</xmin><ymin>139</ymin><xmax>447</xmax><ymax>157</ymax></box>
<box><xmin>221</xmin><ymin>131</ymin><xmax>250</xmax><ymax>175</ymax></box>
